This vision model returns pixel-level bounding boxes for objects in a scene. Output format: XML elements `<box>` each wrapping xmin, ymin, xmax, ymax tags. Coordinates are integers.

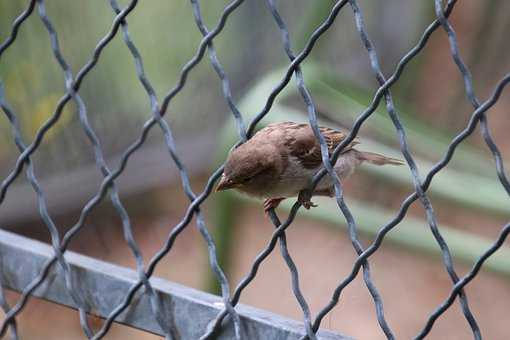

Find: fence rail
<box><xmin>1</xmin><ymin>0</ymin><xmax>509</xmax><ymax>339</ymax></box>
<box><xmin>0</xmin><ymin>229</ymin><xmax>346</xmax><ymax>339</ymax></box>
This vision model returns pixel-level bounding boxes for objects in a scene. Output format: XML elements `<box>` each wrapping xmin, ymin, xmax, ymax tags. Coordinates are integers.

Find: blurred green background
<box><xmin>1</xmin><ymin>1</ymin><xmax>510</xmax><ymax>339</ymax></box>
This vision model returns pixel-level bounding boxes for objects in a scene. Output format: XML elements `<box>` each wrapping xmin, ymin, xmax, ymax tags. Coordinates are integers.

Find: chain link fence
<box><xmin>1</xmin><ymin>0</ymin><xmax>509</xmax><ymax>339</ymax></box>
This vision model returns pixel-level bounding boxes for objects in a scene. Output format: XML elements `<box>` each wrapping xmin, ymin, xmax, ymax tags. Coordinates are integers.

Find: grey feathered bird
<box><xmin>216</xmin><ymin>122</ymin><xmax>402</xmax><ymax>212</ymax></box>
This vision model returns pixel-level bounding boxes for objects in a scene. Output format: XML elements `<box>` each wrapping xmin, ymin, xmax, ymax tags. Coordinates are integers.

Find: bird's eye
<box><xmin>242</xmin><ymin>176</ymin><xmax>252</xmax><ymax>183</ymax></box>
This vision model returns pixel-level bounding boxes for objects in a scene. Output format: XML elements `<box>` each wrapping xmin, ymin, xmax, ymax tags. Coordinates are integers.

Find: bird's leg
<box><xmin>263</xmin><ymin>197</ymin><xmax>285</xmax><ymax>213</ymax></box>
<box><xmin>297</xmin><ymin>189</ymin><xmax>318</xmax><ymax>209</ymax></box>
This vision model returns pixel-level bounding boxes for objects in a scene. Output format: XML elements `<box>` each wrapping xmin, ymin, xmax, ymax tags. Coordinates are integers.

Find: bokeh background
<box><xmin>1</xmin><ymin>0</ymin><xmax>510</xmax><ymax>339</ymax></box>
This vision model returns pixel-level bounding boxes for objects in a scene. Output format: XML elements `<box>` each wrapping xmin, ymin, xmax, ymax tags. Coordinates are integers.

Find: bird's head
<box><xmin>216</xmin><ymin>142</ymin><xmax>280</xmax><ymax>193</ymax></box>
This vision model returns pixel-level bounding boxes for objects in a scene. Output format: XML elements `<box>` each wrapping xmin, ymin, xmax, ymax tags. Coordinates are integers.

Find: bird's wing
<box><xmin>275</xmin><ymin>122</ymin><xmax>358</xmax><ymax>169</ymax></box>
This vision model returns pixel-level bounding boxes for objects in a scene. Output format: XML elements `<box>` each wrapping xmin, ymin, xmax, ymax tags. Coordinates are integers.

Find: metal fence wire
<box><xmin>1</xmin><ymin>0</ymin><xmax>510</xmax><ymax>339</ymax></box>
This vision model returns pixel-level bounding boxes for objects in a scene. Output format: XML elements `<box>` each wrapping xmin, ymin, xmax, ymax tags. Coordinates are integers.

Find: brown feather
<box><xmin>264</xmin><ymin>122</ymin><xmax>357</xmax><ymax>169</ymax></box>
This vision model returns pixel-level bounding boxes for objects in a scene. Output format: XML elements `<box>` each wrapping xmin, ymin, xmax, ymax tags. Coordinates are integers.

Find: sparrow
<box><xmin>216</xmin><ymin>121</ymin><xmax>403</xmax><ymax>212</ymax></box>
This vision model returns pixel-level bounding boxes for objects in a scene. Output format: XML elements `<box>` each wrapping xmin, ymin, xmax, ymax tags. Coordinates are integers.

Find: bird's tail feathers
<box><xmin>355</xmin><ymin>150</ymin><xmax>404</xmax><ymax>166</ymax></box>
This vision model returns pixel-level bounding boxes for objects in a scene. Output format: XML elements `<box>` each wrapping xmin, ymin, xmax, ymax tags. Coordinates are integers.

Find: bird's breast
<box><xmin>274</xmin><ymin>156</ymin><xmax>317</xmax><ymax>197</ymax></box>
<box><xmin>277</xmin><ymin>152</ymin><xmax>359</xmax><ymax>196</ymax></box>
<box><xmin>236</xmin><ymin>152</ymin><xmax>359</xmax><ymax>199</ymax></box>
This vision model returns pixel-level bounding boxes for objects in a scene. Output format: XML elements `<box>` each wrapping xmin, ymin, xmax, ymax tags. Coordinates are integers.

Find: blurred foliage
<box><xmin>1</xmin><ymin>62</ymin><xmax>72</xmax><ymax>153</ymax></box>
<box><xmin>0</xmin><ymin>0</ymin><xmax>236</xmax><ymax>170</ymax></box>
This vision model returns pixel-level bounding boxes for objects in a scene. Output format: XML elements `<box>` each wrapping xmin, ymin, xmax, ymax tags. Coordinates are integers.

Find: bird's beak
<box><xmin>216</xmin><ymin>174</ymin><xmax>237</xmax><ymax>192</ymax></box>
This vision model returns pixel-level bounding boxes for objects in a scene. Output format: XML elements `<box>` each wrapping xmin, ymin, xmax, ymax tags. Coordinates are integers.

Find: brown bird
<box><xmin>216</xmin><ymin>122</ymin><xmax>403</xmax><ymax>212</ymax></box>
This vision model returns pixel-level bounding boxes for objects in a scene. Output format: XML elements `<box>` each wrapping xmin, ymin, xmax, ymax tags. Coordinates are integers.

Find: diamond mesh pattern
<box><xmin>1</xmin><ymin>1</ymin><xmax>509</xmax><ymax>339</ymax></box>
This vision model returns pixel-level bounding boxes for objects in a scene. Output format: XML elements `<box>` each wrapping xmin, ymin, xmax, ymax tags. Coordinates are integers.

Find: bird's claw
<box><xmin>298</xmin><ymin>190</ymin><xmax>317</xmax><ymax>210</ymax></box>
<box><xmin>263</xmin><ymin>198</ymin><xmax>285</xmax><ymax>215</ymax></box>
<box><xmin>301</xmin><ymin>200</ymin><xmax>317</xmax><ymax>210</ymax></box>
